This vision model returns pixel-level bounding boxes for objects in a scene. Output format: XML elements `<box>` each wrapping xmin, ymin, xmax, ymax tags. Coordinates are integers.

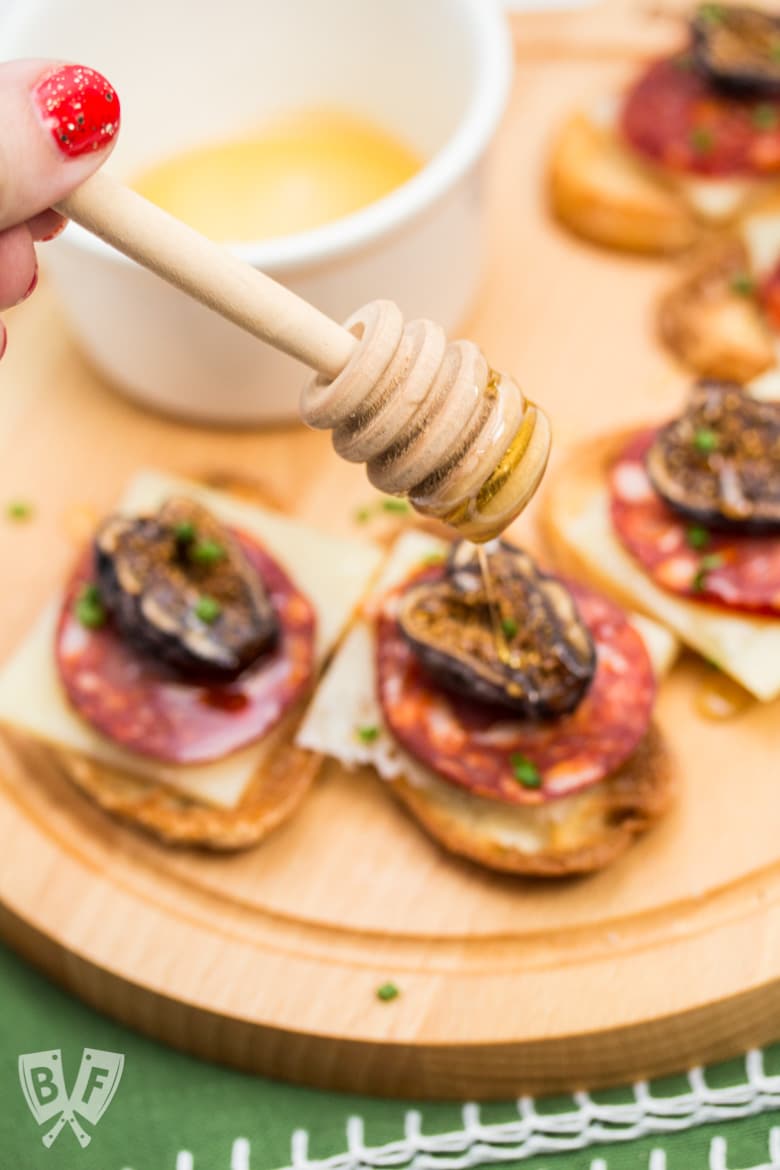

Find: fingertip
<box><xmin>0</xmin><ymin>321</ymin><xmax>7</xmax><ymax>361</ymax></box>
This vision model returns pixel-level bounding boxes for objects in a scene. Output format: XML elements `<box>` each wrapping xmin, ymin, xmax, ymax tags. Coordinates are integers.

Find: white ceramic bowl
<box><xmin>2</xmin><ymin>0</ymin><xmax>512</xmax><ymax>424</ymax></box>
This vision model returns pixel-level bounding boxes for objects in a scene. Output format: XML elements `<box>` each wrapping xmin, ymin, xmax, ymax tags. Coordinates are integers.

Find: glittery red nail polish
<box><xmin>33</xmin><ymin>65</ymin><xmax>120</xmax><ymax>159</ymax></box>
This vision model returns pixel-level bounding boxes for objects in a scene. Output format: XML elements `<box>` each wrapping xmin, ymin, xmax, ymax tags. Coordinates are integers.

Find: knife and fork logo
<box><xmin>18</xmin><ymin>1048</ymin><xmax>125</xmax><ymax>1148</ymax></box>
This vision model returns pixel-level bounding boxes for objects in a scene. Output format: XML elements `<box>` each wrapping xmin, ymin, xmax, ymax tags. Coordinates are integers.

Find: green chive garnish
<box><xmin>730</xmin><ymin>272</ymin><xmax>756</xmax><ymax>297</ymax></box>
<box><xmin>174</xmin><ymin>520</ymin><xmax>196</xmax><ymax>544</ymax></box>
<box><xmin>692</xmin><ymin>554</ymin><xmax>723</xmax><ymax>592</ymax></box>
<box><xmin>421</xmin><ymin>552</ymin><xmax>446</xmax><ymax>567</ymax></box>
<box><xmin>501</xmin><ymin>617</ymin><xmax>519</xmax><ymax>639</ymax></box>
<box><xmin>510</xmin><ymin>753</ymin><xmax>542</xmax><ymax>789</ymax></box>
<box><xmin>698</xmin><ymin>3</ymin><xmax>724</xmax><ymax>23</ymax></box>
<box><xmin>6</xmin><ymin>499</ymin><xmax>33</xmax><ymax>522</ymax></box>
<box><xmin>194</xmin><ymin>595</ymin><xmax>222</xmax><ymax>624</ymax></box>
<box><xmin>381</xmin><ymin>498</ymin><xmax>411</xmax><ymax>515</ymax></box>
<box><xmin>690</xmin><ymin>126</ymin><xmax>714</xmax><ymax>154</ymax></box>
<box><xmin>693</xmin><ymin>428</ymin><xmax>719</xmax><ymax>454</ymax></box>
<box><xmin>190</xmin><ymin>539</ymin><xmax>225</xmax><ymax>566</ymax></box>
<box><xmin>376</xmin><ymin>982</ymin><xmax>400</xmax><ymax>1002</ymax></box>
<box><xmin>356</xmin><ymin>725</ymin><xmax>380</xmax><ymax>744</ymax></box>
<box><xmin>686</xmin><ymin>525</ymin><xmax>710</xmax><ymax>550</ymax></box>
<box><xmin>353</xmin><ymin>506</ymin><xmax>373</xmax><ymax>524</ymax></box>
<box><xmin>753</xmin><ymin>104</ymin><xmax>778</xmax><ymax>132</ymax></box>
<box><xmin>772</xmin><ymin>41</ymin><xmax>780</xmax><ymax>62</ymax></box>
<box><xmin>75</xmin><ymin>583</ymin><xmax>106</xmax><ymax>629</ymax></box>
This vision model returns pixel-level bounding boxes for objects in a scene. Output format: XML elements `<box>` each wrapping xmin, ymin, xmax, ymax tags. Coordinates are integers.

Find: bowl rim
<box><xmin>63</xmin><ymin>0</ymin><xmax>513</xmax><ymax>273</ymax></box>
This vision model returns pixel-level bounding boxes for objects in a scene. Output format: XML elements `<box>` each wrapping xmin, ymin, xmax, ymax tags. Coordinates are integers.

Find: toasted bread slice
<box><xmin>53</xmin><ymin>709</ymin><xmax>320</xmax><ymax>850</ymax></box>
<box><xmin>658</xmin><ymin>237</ymin><xmax>776</xmax><ymax>382</ymax></box>
<box><xmin>390</xmin><ymin>727</ymin><xmax>672</xmax><ymax>877</ymax></box>
<box><xmin>548</xmin><ymin>110</ymin><xmax>699</xmax><ymax>255</ymax></box>
<box><xmin>541</xmin><ymin>430</ymin><xmax>780</xmax><ymax>702</ymax></box>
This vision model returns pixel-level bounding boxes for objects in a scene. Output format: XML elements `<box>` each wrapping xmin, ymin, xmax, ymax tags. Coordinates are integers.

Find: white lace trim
<box><xmin>147</xmin><ymin>1051</ymin><xmax>780</xmax><ymax>1170</ymax></box>
<box><xmin>279</xmin><ymin>1050</ymin><xmax>780</xmax><ymax>1170</ymax></box>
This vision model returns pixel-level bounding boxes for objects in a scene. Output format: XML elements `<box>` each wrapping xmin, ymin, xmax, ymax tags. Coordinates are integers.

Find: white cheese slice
<box><xmin>556</xmin><ymin>486</ymin><xmax>780</xmax><ymax>701</ymax></box>
<box><xmin>0</xmin><ymin>471</ymin><xmax>383</xmax><ymax>809</ymax></box>
<box><xmin>748</xmin><ymin>367</ymin><xmax>780</xmax><ymax>400</ymax></box>
<box><xmin>743</xmin><ymin>209</ymin><xmax>780</xmax><ymax>278</ymax></box>
<box><xmin>297</xmin><ymin>530</ymin><xmax>679</xmax><ymax>795</ymax></box>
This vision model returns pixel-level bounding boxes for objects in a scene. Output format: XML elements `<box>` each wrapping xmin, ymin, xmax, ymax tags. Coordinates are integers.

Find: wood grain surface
<box><xmin>0</xmin><ymin>10</ymin><xmax>778</xmax><ymax>1099</ymax></box>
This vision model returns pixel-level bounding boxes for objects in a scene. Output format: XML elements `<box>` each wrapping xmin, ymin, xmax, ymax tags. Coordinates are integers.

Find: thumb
<box><xmin>0</xmin><ymin>59</ymin><xmax>120</xmax><ymax>232</ymax></box>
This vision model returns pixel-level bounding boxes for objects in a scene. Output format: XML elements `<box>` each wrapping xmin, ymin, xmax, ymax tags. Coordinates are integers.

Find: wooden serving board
<box><xmin>1</xmin><ymin>11</ymin><xmax>779</xmax><ymax>1100</ymax></box>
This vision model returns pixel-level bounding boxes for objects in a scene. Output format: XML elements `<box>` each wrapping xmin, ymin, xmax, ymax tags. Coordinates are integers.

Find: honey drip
<box><xmin>696</xmin><ymin>671</ymin><xmax>754</xmax><ymax>721</ymax></box>
<box><xmin>474</xmin><ymin>541</ymin><xmax>524</xmax><ymax>673</ymax></box>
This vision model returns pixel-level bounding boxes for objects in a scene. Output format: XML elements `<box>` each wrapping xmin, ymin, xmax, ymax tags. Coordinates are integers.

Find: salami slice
<box><xmin>376</xmin><ymin>571</ymin><xmax>655</xmax><ymax>805</ymax></box>
<box><xmin>610</xmin><ymin>428</ymin><xmax>780</xmax><ymax>616</ymax></box>
<box><xmin>621</xmin><ymin>56</ymin><xmax>780</xmax><ymax>177</ymax></box>
<box><xmin>56</xmin><ymin>532</ymin><xmax>316</xmax><ymax>764</ymax></box>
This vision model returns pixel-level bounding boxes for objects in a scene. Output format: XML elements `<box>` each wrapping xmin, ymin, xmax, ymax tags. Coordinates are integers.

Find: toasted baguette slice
<box><xmin>548</xmin><ymin>110</ymin><xmax>700</xmax><ymax>255</ymax></box>
<box><xmin>390</xmin><ymin>727</ymin><xmax>671</xmax><ymax>877</ymax></box>
<box><xmin>49</xmin><ymin>708</ymin><xmax>320</xmax><ymax>851</ymax></box>
<box><xmin>297</xmin><ymin>537</ymin><xmax>677</xmax><ymax>878</ymax></box>
<box><xmin>542</xmin><ymin>431</ymin><xmax>780</xmax><ymax>702</ymax></box>
<box><xmin>658</xmin><ymin>237</ymin><xmax>776</xmax><ymax>382</ymax></box>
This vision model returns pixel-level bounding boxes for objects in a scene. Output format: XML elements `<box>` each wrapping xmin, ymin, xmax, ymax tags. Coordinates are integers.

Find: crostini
<box><xmin>0</xmin><ymin>470</ymin><xmax>381</xmax><ymax>849</ymax></box>
<box><xmin>298</xmin><ymin>531</ymin><xmax>677</xmax><ymax>877</ymax></box>
<box><xmin>543</xmin><ymin>380</ymin><xmax>780</xmax><ymax>702</ymax></box>
<box><xmin>549</xmin><ymin>5</ymin><xmax>780</xmax><ymax>255</ymax></box>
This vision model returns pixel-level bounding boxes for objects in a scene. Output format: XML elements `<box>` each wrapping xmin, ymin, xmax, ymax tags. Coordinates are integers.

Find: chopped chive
<box><xmin>353</xmin><ymin>506</ymin><xmax>373</xmax><ymax>524</ymax></box>
<box><xmin>356</xmin><ymin>725</ymin><xmax>380</xmax><ymax>744</ymax></box>
<box><xmin>697</xmin><ymin>3</ymin><xmax>724</xmax><ymax>23</ymax></box>
<box><xmin>685</xmin><ymin>524</ymin><xmax>710</xmax><ymax>550</ymax></box>
<box><xmin>772</xmin><ymin>41</ymin><xmax>780</xmax><ymax>62</ymax></box>
<box><xmin>690</xmin><ymin>126</ymin><xmax>714</xmax><ymax>154</ymax></box>
<box><xmin>74</xmin><ymin>582</ymin><xmax>106</xmax><ymax>629</ymax></box>
<box><xmin>376</xmin><ymin>982</ymin><xmax>400</xmax><ymax>1002</ymax></box>
<box><xmin>194</xmin><ymin>595</ymin><xmax>222</xmax><ymax>624</ymax></box>
<box><xmin>693</xmin><ymin>427</ymin><xmax>719</xmax><ymax>454</ymax></box>
<box><xmin>421</xmin><ymin>552</ymin><xmax>446</xmax><ymax>567</ymax></box>
<box><xmin>510</xmin><ymin>752</ymin><xmax>542</xmax><ymax>789</ymax></box>
<box><xmin>174</xmin><ymin>520</ymin><xmax>196</xmax><ymax>544</ymax></box>
<box><xmin>381</xmin><ymin>498</ymin><xmax>411</xmax><ymax>515</ymax></box>
<box><xmin>501</xmin><ymin>616</ymin><xmax>519</xmax><ymax>639</ymax></box>
<box><xmin>692</xmin><ymin>554</ymin><xmax>724</xmax><ymax>592</ymax></box>
<box><xmin>6</xmin><ymin>499</ymin><xmax>33</xmax><ymax>522</ymax></box>
<box><xmin>190</xmin><ymin>538</ymin><xmax>225</xmax><ymax>566</ymax></box>
<box><xmin>753</xmin><ymin>104</ymin><xmax>778</xmax><ymax>132</ymax></box>
<box><xmin>705</xmin><ymin>656</ymin><xmax>722</xmax><ymax>671</ymax></box>
<box><xmin>730</xmin><ymin>271</ymin><xmax>756</xmax><ymax>297</ymax></box>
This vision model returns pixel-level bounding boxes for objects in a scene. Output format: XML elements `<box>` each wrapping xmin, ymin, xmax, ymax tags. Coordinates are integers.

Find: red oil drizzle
<box><xmin>200</xmin><ymin>689</ymin><xmax>250</xmax><ymax>713</ymax></box>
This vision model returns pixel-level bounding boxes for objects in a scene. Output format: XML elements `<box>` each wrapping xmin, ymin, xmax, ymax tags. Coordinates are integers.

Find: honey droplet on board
<box><xmin>696</xmin><ymin>670</ymin><xmax>753</xmax><ymax>721</ymax></box>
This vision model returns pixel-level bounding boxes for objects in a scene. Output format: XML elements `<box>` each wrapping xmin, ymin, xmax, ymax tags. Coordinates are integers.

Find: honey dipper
<box><xmin>58</xmin><ymin>173</ymin><xmax>551</xmax><ymax>541</ymax></box>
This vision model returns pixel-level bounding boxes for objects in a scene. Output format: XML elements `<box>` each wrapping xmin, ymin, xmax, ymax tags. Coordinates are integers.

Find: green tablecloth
<box><xmin>0</xmin><ymin>942</ymin><xmax>778</xmax><ymax>1170</ymax></box>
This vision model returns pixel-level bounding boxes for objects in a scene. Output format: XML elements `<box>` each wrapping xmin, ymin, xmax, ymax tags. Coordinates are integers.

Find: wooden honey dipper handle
<box><xmin>56</xmin><ymin>171</ymin><xmax>358</xmax><ymax>380</ymax></box>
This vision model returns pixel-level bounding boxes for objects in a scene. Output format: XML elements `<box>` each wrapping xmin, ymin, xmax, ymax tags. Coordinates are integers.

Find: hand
<box><xmin>0</xmin><ymin>59</ymin><xmax>120</xmax><ymax>357</ymax></box>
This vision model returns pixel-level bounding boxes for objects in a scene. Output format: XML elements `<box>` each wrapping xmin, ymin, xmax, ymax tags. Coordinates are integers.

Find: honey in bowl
<box><xmin>132</xmin><ymin>108</ymin><xmax>422</xmax><ymax>242</ymax></box>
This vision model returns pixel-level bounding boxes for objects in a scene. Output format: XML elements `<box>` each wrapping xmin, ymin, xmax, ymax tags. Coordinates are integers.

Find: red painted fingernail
<box><xmin>17</xmin><ymin>266</ymin><xmax>38</xmax><ymax>306</ymax></box>
<box><xmin>41</xmin><ymin>220</ymin><xmax>68</xmax><ymax>243</ymax></box>
<box><xmin>33</xmin><ymin>65</ymin><xmax>120</xmax><ymax>159</ymax></box>
<box><xmin>0</xmin><ymin>325</ymin><xmax>7</xmax><ymax>361</ymax></box>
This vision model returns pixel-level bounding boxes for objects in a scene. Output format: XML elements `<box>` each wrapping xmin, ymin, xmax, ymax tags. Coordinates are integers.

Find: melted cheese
<box><xmin>0</xmin><ymin>471</ymin><xmax>382</xmax><ymax>808</ymax></box>
<box><xmin>297</xmin><ymin>530</ymin><xmax>679</xmax><ymax>843</ymax></box>
<box><xmin>555</xmin><ymin>485</ymin><xmax>780</xmax><ymax>701</ymax></box>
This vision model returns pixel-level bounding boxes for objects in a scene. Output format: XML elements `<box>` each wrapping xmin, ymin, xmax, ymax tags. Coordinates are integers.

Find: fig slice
<box><xmin>95</xmin><ymin>497</ymin><xmax>278</xmax><ymax>680</ymax></box>
<box><xmin>396</xmin><ymin>541</ymin><xmax>596</xmax><ymax>718</ymax></box>
<box><xmin>646</xmin><ymin>380</ymin><xmax>780</xmax><ymax>532</ymax></box>
<box><xmin>691</xmin><ymin>5</ymin><xmax>780</xmax><ymax>95</ymax></box>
